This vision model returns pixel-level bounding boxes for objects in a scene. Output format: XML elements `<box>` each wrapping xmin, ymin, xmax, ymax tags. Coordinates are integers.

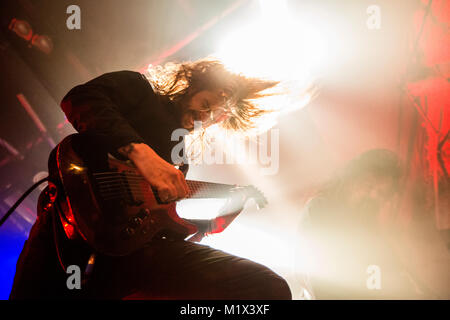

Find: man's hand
<box><xmin>118</xmin><ymin>143</ymin><xmax>189</xmax><ymax>202</ymax></box>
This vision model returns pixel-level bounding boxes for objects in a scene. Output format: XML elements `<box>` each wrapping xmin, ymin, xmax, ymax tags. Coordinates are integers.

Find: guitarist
<box><xmin>10</xmin><ymin>58</ymin><xmax>292</xmax><ymax>299</ymax></box>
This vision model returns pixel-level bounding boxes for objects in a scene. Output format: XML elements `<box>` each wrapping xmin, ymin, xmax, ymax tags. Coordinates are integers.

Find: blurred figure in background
<box><xmin>295</xmin><ymin>149</ymin><xmax>429</xmax><ymax>299</ymax></box>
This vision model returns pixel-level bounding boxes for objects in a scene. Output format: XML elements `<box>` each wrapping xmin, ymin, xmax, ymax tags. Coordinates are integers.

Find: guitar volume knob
<box><xmin>132</xmin><ymin>217</ymin><xmax>143</xmax><ymax>226</ymax></box>
<box><xmin>124</xmin><ymin>227</ymin><xmax>135</xmax><ymax>236</ymax></box>
<box><xmin>138</xmin><ymin>208</ymin><xmax>150</xmax><ymax>219</ymax></box>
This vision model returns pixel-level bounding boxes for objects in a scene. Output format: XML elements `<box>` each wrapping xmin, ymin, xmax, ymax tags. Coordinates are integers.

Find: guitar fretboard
<box><xmin>186</xmin><ymin>180</ymin><xmax>236</xmax><ymax>199</ymax></box>
<box><xmin>93</xmin><ymin>171</ymin><xmax>238</xmax><ymax>200</ymax></box>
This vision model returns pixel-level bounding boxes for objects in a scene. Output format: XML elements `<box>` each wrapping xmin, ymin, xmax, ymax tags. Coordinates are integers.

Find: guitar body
<box><xmin>48</xmin><ymin>133</ymin><xmax>197</xmax><ymax>256</ymax></box>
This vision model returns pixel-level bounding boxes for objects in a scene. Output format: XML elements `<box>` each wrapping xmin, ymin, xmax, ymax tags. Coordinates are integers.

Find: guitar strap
<box><xmin>52</xmin><ymin>191</ymin><xmax>97</xmax><ymax>287</ymax></box>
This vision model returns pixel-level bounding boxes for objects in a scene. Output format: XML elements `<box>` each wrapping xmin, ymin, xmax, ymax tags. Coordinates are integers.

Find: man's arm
<box><xmin>117</xmin><ymin>142</ymin><xmax>189</xmax><ymax>202</ymax></box>
<box><xmin>61</xmin><ymin>71</ymin><xmax>148</xmax><ymax>153</ymax></box>
<box><xmin>61</xmin><ymin>71</ymin><xmax>188</xmax><ymax>202</ymax></box>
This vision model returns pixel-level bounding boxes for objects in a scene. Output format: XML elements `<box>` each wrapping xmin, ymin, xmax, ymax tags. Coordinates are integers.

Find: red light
<box><xmin>31</xmin><ymin>34</ymin><xmax>53</xmax><ymax>54</ymax></box>
<box><xmin>8</xmin><ymin>18</ymin><xmax>33</xmax><ymax>41</ymax></box>
<box><xmin>63</xmin><ymin>222</ymin><xmax>76</xmax><ymax>239</ymax></box>
<box><xmin>8</xmin><ymin>18</ymin><xmax>53</xmax><ymax>54</ymax></box>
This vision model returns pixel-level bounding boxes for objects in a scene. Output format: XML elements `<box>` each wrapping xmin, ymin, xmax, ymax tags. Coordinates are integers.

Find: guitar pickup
<box><xmin>137</xmin><ymin>208</ymin><xmax>150</xmax><ymax>219</ymax></box>
<box><xmin>127</xmin><ymin>199</ymin><xmax>144</xmax><ymax>206</ymax></box>
<box><xmin>129</xmin><ymin>216</ymin><xmax>143</xmax><ymax>227</ymax></box>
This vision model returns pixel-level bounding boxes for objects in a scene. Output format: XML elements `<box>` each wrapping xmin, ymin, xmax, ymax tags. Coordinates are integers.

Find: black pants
<box><xmin>9</xmin><ymin>191</ymin><xmax>291</xmax><ymax>300</ymax></box>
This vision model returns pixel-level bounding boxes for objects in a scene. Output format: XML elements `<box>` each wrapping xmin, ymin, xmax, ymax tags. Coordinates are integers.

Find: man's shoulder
<box><xmin>88</xmin><ymin>70</ymin><xmax>148</xmax><ymax>84</ymax></box>
<box><xmin>62</xmin><ymin>70</ymin><xmax>153</xmax><ymax>102</ymax></box>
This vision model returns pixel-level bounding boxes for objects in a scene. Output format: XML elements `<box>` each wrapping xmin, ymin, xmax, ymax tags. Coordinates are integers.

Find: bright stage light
<box><xmin>8</xmin><ymin>19</ymin><xmax>33</xmax><ymax>41</ymax></box>
<box><xmin>31</xmin><ymin>34</ymin><xmax>53</xmax><ymax>54</ymax></box>
<box><xmin>215</xmin><ymin>0</ymin><xmax>329</xmax><ymax>82</ymax></box>
<box><xmin>176</xmin><ymin>198</ymin><xmax>227</xmax><ymax>220</ymax></box>
<box><xmin>200</xmin><ymin>219</ymin><xmax>293</xmax><ymax>270</ymax></box>
<box><xmin>212</xmin><ymin>0</ymin><xmax>329</xmax><ymax>127</ymax></box>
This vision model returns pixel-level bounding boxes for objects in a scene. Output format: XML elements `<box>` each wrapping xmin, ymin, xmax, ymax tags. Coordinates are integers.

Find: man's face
<box><xmin>349</xmin><ymin>175</ymin><xmax>395</xmax><ymax>207</ymax></box>
<box><xmin>344</xmin><ymin>174</ymin><xmax>396</xmax><ymax>226</ymax></box>
<box><xmin>180</xmin><ymin>89</ymin><xmax>228</xmax><ymax>130</ymax></box>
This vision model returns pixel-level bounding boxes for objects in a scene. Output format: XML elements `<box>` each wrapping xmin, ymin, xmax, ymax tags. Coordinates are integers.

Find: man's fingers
<box><xmin>175</xmin><ymin>170</ymin><xmax>189</xmax><ymax>199</ymax></box>
<box><xmin>159</xmin><ymin>181</ymin><xmax>186</xmax><ymax>203</ymax></box>
<box><xmin>157</xmin><ymin>186</ymin><xmax>169</xmax><ymax>202</ymax></box>
<box><xmin>139</xmin><ymin>161</ymin><xmax>188</xmax><ymax>202</ymax></box>
<box><xmin>157</xmin><ymin>184</ymin><xmax>175</xmax><ymax>202</ymax></box>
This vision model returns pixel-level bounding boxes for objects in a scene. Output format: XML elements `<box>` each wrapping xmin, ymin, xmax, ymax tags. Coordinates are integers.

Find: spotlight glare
<box><xmin>8</xmin><ymin>19</ymin><xmax>33</xmax><ymax>41</ymax></box>
<box><xmin>31</xmin><ymin>34</ymin><xmax>53</xmax><ymax>54</ymax></box>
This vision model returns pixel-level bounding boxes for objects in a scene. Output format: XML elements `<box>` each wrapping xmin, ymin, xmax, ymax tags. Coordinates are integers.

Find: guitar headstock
<box><xmin>242</xmin><ymin>185</ymin><xmax>268</xmax><ymax>210</ymax></box>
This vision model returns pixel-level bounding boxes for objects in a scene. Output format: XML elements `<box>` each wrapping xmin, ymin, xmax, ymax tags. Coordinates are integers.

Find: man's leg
<box><xmin>89</xmin><ymin>237</ymin><xmax>292</xmax><ymax>300</ymax></box>
<box><xmin>10</xmin><ymin>188</ymin><xmax>91</xmax><ymax>299</ymax></box>
<box><xmin>9</xmin><ymin>190</ymin><xmax>69</xmax><ymax>299</ymax></box>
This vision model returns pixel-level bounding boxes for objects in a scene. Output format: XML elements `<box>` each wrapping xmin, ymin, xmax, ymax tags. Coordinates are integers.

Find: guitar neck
<box><xmin>93</xmin><ymin>167</ymin><xmax>241</xmax><ymax>200</ymax></box>
<box><xmin>186</xmin><ymin>180</ymin><xmax>237</xmax><ymax>199</ymax></box>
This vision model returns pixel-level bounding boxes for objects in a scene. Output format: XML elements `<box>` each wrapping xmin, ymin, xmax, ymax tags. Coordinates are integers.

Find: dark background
<box><xmin>0</xmin><ymin>0</ymin><xmax>448</xmax><ymax>299</ymax></box>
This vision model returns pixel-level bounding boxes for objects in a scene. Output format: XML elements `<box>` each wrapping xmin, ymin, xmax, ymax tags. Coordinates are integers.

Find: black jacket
<box><xmin>60</xmin><ymin>70</ymin><xmax>185</xmax><ymax>164</ymax></box>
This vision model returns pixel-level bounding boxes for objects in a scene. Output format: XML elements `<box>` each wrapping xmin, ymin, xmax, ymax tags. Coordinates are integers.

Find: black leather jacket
<box><xmin>60</xmin><ymin>70</ymin><xmax>185</xmax><ymax>164</ymax></box>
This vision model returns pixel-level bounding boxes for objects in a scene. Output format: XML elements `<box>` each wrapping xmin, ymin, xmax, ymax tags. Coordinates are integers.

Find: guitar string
<box><xmin>97</xmin><ymin>186</ymin><xmax>225</xmax><ymax>197</ymax></box>
<box><xmin>95</xmin><ymin>180</ymin><xmax>235</xmax><ymax>199</ymax></box>
<box><xmin>93</xmin><ymin>173</ymin><xmax>234</xmax><ymax>193</ymax></box>
<box><xmin>92</xmin><ymin>172</ymin><xmax>235</xmax><ymax>188</ymax></box>
<box><xmin>96</xmin><ymin>180</ymin><xmax>230</xmax><ymax>195</ymax></box>
<box><xmin>99</xmin><ymin>190</ymin><xmax>226</xmax><ymax>199</ymax></box>
<box><xmin>96</xmin><ymin>178</ymin><xmax>227</xmax><ymax>189</ymax></box>
<box><xmin>99</xmin><ymin>189</ymin><xmax>229</xmax><ymax>201</ymax></box>
<box><xmin>95</xmin><ymin>177</ymin><xmax>234</xmax><ymax>200</ymax></box>
<box><xmin>96</xmin><ymin>185</ymin><xmax>264</xmax><ymax>204</ymax></box>
<box><xmin>99</xmin><ymin>189</ymin><xmax>234</xmax><ymax>201</ymax></box>
<box><xmin>90</xmin><ymin>171</ymin><xmax>256</xmax><ymax>202</ymax></box>
<box><xmin>96</xmin><ymin>179</ymin><xmax>229</xmax><ymax>194</ymax></box>
<box><xmin>96</xmin><ymin>180</ymin><xmax>230</xmax><ymax>192</ymax></box>
<box><xmin>98</xmin><ymin>185</ymin><xmax>227</xmax><ymax>198</ymax></box>
<box><xmin>97</xmin><ymin>179</ymin><xmax>233</xmax><ymax>194</ymax></box>
<box><xmin>98</xmin><ymin>187</ymin><xmax>227</xmax><ymax>200</ymax></box>
<box><xmin>98</xmin><ymin>184</ymin><xmax>260</xmax><ymax>202</ymax></box>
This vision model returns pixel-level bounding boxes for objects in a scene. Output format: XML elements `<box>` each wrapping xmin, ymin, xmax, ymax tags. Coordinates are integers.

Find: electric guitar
<box><xmin>47</xmin><ymin>134</ymin><xmax>267</xmax><ymax>256</ymax></box>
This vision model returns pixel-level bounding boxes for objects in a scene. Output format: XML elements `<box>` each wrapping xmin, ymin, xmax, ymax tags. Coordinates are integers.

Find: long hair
<box><xmin>146</xmin><ymin>57</ymin><xmax>282</xmax><ymax>131</ymax></box>
<box><xmin>146</xmin><ymin>57</ymin><xmax>314</xmax><ymax>160</ymax></box>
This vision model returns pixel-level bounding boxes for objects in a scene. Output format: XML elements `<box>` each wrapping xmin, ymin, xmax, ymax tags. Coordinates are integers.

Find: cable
<box><xmin>53</xmin><ymin>199</ymin><xmax>68</xmax><ymax>273</ymax></box>
<box><xmin>0</xmin><ymin>176</ymin><xmax>97</xmax><ymax>285</ymax></box>
<box><xmin>53</xmin><ymin>190</ymin><xmax>96</xmax><ymax>282</ymax></box>
<box><xmin>0</xmin><ymin>177</ymin><xmax>49</xmax><ymax>227</ymax></box>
